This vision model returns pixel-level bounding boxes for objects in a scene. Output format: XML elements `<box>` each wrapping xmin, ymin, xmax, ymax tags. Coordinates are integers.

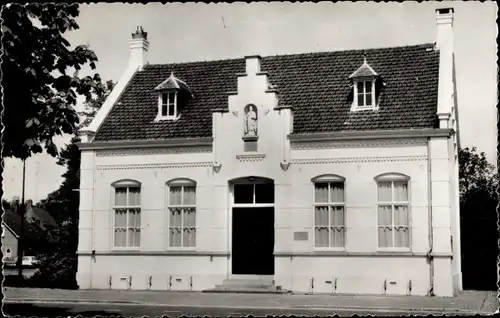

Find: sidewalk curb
<box><xmin>4</xmin><ymin>298</ymin><xmax>492</xmax><ymax>315</ymax></box>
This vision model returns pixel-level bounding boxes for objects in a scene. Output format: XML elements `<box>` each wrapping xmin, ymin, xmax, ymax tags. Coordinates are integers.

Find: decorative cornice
<box><xmin>265</xmin><ymin>88</ymin><xmax>279</xmax><ymax>94</ymax></box>
<box><xmin>78</xmin><ymin>250</ymin><xmax>230</xmax><ymax>257</ymax></box>
<box><xmin>291</xmin><ymin>155</ymin><xmax>427</xmax><ymax>165</ymax></box>
<box><xmin>96</xmin><ymin>146</ymin><xmax>212</xmax><ymax>157</ymax></box>
<box><xmin>256</xmin><ymin>71</ymin><xmax>270</xmax><ymax>76</ymax></box>
<box><xmin>96</xmin><ymin>161</ymin><xmax>213</xmax><ymax>170</ymax></box>
<box><xmin>289</xmin><ymin>128</ymin><xmax>454</xmax><ymax>143</ymax></box>
<box><xmin>227</xmin><ymin>91</ymin><xmax>239</xmax><ymax>96</ymax></box>
<box><xmin>211</xmin><ymin>108</ymin><xmax>230</xmax><ymax>113</ymax></box>
<box><xmin>235</xmin><ymin>72</ymin><xmax>247</xmax><ymax>77</ymax></box>
<box><xmin>274</xmin><ymin>105</ymin><xmax>294</xmax><ymax>110</ymax></box>
<box><xmin>78</xmin><ymin>137</ymin><xmax>213</xmax><ymax>150</ymax></box>
<box><xmin>291</xmin><ymin>138</ymin><xmax>427</xmax><ymax>150</ymax></box>
<box><xmin>236</xmin><ymin>153</ymin><xmax>266</xmax><ymax>162</ymax></box>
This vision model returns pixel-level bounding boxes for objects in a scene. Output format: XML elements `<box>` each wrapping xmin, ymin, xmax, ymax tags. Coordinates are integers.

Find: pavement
<box><xmin>3</xmin><ymin>287</ymin><xmax>499</xmax><ymax>316</ymax></box>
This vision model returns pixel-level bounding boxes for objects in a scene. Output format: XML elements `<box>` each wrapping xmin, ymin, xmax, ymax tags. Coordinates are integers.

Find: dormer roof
<box><xmin>154</xmin><ymin>72</ymin><xmax>193</xmax><ymax>96</ymax></box>
<box><xmin>349</xmin><ymin>57</ymin><xmax>379</xmax><ymax>79</ymax></box>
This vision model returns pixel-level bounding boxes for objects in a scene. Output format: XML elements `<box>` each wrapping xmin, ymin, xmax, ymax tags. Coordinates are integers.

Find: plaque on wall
<box><xmin>293</xmin><ymin>231</ymin><xmax>309</xmax><ymax>241</ymax></box>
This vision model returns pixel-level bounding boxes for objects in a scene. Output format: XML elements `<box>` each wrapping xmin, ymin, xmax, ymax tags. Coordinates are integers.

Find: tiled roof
<box><xmin>94</xmin><ymin>43</ymin><xmax>439</xmax><ymax>141</ymax></box>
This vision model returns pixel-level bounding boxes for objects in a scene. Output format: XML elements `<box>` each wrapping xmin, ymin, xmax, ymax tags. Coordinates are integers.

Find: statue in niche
<box><xmin>244</xmin><ymin>104</ymin><xmax>258</xmax><ymax>136</ymax></box>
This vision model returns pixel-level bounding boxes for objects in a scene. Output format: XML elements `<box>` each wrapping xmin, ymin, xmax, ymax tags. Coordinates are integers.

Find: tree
<box><xmin>31</xmin><ymin>80</ymin><xmax>114</xmax><ymax>289</ymax></box>
<box><xmin>1</xmin><ymin>3</ymin><xmax>107</xmax><ymax>159</ymax></box>
<box><xmin>458</xmin><ymin>147</ymin><xmax>498</xmax><ymax>291</ymax></box>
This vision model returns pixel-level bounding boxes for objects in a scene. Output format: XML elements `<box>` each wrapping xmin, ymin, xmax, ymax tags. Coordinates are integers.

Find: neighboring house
<box><xmin>1</xmin><ymin>202</ymin><xmax>55</xmax><ymax>261</ymax></box>
<box><xmin>24</xmin><ymin>199</ymin><xmax>58</xmax><ymax>230</ymax></box>
<box><xmin>77</xmin><ymin>8</ymin><xmax>460</xmax><ymax>296</ymax></box>
<box><xmin>2</xmin><ymin>218</ymin><xmax>19</xmax><ymax>262</ymax></box>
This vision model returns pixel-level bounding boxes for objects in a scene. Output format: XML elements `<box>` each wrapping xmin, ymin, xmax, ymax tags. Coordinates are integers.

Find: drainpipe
<box><xmin>427</xmin><ymin>138</ymin><xmax>435</xmax><ymax>296</ymax></box>
<box><xmin>89</xmin><ymin>150</ymin><xmax>96</xmax><ymax>289</ymax></box>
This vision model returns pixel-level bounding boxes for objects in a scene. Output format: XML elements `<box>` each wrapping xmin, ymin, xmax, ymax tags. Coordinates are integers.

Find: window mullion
<box><xmin>181</xmin><ymin>186</ymin><xmax>184</xmax><ymax>247</ymax></box>
<box><xmin>363</xmin><ymin>82</ymin><xmax>367</xmax><ymax>106</ymax></box>
<box><xmin>174</xmin><ymin>92</ymin><xmax>177</xmax><ymax>117</ymax></box>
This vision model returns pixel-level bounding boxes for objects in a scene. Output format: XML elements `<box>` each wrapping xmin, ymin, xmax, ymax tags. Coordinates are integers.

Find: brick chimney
<box><xmin>129</xmin><ymin>26</ymin><xmax>149</xmax><ymax>70</ymax></box>
<box><xmin>435</xmin><ymin>8</ymin><xmax>455</xmax><ymax>128</ymax></box>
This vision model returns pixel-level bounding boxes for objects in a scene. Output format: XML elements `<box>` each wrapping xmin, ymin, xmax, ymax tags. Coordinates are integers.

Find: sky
<box><xmin>3</xmin><ymin>1</ymin><xmax>498</xmax><ymax>203</ymax></box>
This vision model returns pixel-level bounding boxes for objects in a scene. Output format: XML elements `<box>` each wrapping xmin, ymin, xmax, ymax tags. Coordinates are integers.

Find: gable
<box><xmin>93</xmin><ymin>43</ymin><xmax>439</xmax><ymax>142</ymax></box>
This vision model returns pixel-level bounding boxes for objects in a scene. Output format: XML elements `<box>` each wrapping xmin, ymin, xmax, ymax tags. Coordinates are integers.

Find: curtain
<box><xmin>183</xmin><ymin>228</ymin><xmax>196</xmax><ymax>247</ymax></box>
<box><xmin>394</xmin><ymin>182</ymin><xmax>408</xmax><ymax>201</ymax></box>
<box><xmin>115</xmin><ymin>188</ymin><xmax>127</xmax><ymax>206</ymax></box>
<box><xmin>170</xmin><ymin>208</ymin><xmax>182</xmax><ymax>227</ymax></box>
<box><xmin>169</xmin><ymin>227</ymin><xmax>182</xmax><ymax>247</ymax></box>
<box><xmin>377</xmin><ymin>182</ymin><xmax>392</xmax><ymax>202</ymax></box>
<box><xmin>315</xmin><ymin>227</ymin><xmax>329</xmax><ymax>247</ymax></box>
<box><xmin>183</xmin><ymin>186</ymin><xmax>196</xmax><ymax>205</ymax></box>
<box><xmin>315</xmin><ymin>183</ymin><xmax>328</xmax><ymax>203</ymax></box>
<box><xmin>330</xmin><ymin>206</ymin><xmax>345</xmax><ymax>247</ymax></box>
<box><xmin>394</xmin><ymin>205</ymin><xmax>409</xmax><ymax>247</ymax></box>
<box><xmin>128</xmin><ymin>187</ymin><xmax>141</xmax><ymax>206</ymax></box>
<box><xmin>378</xmin><ymin>226</ymin><xmax>393</xmax><ymax>248</ymax></box>
<box><xmin>378</xmin><ymin>205</ymin><xmax>393</xmax><ymax>247</ymax></box>
<box><xmin>115</xmin><ymin>208</ymin><xmax>127</xmax><ymax>227</ymax></box>
<box><xmin>169</xmin><ymin>187</ymin><xmax>182</xmax><ymax>205</ymax></box>
<box><xmin>315</xmin><ymin>206</ymin><xmax>329</xmax><ymax>247</ymax></box>
<box><xmin>114</xmin><ymin>228</ymin><xmax>126</xmax><ymax>247</ymax></box>
<box><xmin>330</xmin><ymin>227</ymin><xmax>345</xmax><ymax>248</ymax></box>
<box><xmin>329</xmin><ymin>183</ymin><xmax>344</xmax><ymax>203</ymax></box>
<box><xmin>330</xmin><ymin>206</ymin><xmax>345</xmax><ymax>226</ymax></box>
<box><xmin>128</xmin><ymin>208</ymin><xmax>141</xmax><ymax>227</ymax></box>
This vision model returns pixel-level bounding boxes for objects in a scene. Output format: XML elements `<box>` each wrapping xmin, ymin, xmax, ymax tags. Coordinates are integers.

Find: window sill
<box><xmin>242</xmin><ymin>135</ymin><xmax>258</xmax><ymax>141</ymax></box>
<box><xmin>274</xmin><ymin>251</ymin><xmax>430</xmax><ymax>257</ymax></box>
<box><xmin>236</xmin><ymin>153</ymin><xmax>266</xmax><ymax>162</ymax></box>
<box><xmin>154</xmin><ymin>115</ymin><xmax>180</xmax><ymax>122</ymax></box>
<box><xmin>78</xmin><ymin>250</ymin><xmax>230</xmax><ymax>257</ymax></box>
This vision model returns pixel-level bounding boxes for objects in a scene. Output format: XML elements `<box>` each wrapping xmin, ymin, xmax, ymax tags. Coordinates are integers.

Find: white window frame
<box><xmin>167</xmin><ymin>179</ymin><xmax>197</xmax><ymax>250</ymax></box>
<box><xmin>352</xmin><ymin>78</ymin><xmax>376</xmax><ymax>111</ymax></box>
<box><xmin>156</xmin><ymin>91</ymin><xmax>178</xmax><ymax>120</ymax></box>
<box><xmin>375</xmin><ymin>173</ymin><xmax>411</xmax><ymax>251</ymax></box>
<box><xmin>111</xmin><ymin>180</ymin><xmax>142</xmax><ymax>250</ymax></box>
<box><xmin>312</xmin><ymin>174</ymin><xmax>346</xmax><ymax>250</ymax></box>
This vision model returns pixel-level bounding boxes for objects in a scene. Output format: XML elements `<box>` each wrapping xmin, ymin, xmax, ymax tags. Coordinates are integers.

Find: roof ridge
<box><xmin>145</xmin><ymin>43</ymin><xmax>436</xmax><ymax>67</ymax></box>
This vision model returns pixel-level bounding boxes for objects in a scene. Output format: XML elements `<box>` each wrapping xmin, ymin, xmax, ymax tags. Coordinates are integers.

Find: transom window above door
<box><xmin>233</xmin><ymin>182</ymin><xmax>274</xmax><ymax>204</ymax></box>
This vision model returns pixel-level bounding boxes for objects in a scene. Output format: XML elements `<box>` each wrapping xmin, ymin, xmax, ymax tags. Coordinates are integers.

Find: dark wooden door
<box><xmin>232</xmin><ymin>207</ymin><xmax>274</xmax><ymax>275</ymax></box>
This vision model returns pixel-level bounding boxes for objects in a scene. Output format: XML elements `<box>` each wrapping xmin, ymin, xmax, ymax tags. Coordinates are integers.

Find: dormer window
<box><xmin>356</xmin><ymin>80</ymin><xmax>375</xmax><ymax>108</ymax></box>
<box><xmin>349</xmin><ymin>57</ymin><xmax>380</xmax><ymax>111</ymax></box>
<box><xmin>154</xmin><ymin>72</ymin><xmax>193</xmax><ymax>121</ymax></box>
<box><xmin>161</xmin><ymin>92</ymin><xmax>177</xmax><ymax>118</ymax></box>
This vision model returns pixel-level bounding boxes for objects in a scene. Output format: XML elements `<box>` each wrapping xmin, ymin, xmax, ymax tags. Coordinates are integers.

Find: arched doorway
<box><xmin>230</xmin><ymin>176</ymin><xmax>274</xmax><ymax>275</ymax></box>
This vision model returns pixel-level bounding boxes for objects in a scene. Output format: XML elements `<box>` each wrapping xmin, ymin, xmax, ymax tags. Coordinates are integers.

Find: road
<box><xmin>3</xmin><ymin>302</ymin><xmax>470</xmax><ymax>317</ymax></box>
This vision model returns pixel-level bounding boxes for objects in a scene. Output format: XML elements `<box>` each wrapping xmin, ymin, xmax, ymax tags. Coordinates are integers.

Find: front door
<box><xmin>231</xmin><ymin>181</ymin><xmax>275</xmax><ymax>275</ymax></box>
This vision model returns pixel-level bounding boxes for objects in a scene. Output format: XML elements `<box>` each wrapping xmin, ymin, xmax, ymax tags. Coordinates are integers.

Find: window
<box><xmin>113</xmin><ymin>184</ymin><xmax>141</xmax><ymax>248</ymax></box>
<box><xmin>161</xmin><ymin>92</ymin><xmax>177</xmax><ymax>118</ymax></box>
<box><xmin>356</xmin><ymin>80</ymin><xmax>374</xmax><ymax>108</ymax></box>
<box><xmin>376</xmin><ymin>176</ymin><xmax>410</xmax><ymax>249</ymax></box>
<box><xmin>168</xmin><ymin>181</ymin><xmax>196</xmax><ymax>248</ymax></box>
<box><xmin>313</xmin><ymin>180</ymin><xmax>345</xmax><ymax>248</ymax></box>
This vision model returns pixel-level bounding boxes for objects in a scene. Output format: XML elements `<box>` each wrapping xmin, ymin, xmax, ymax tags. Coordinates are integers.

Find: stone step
<box><xmin>221</xmin><ymin>278</ymin><xmax>274</xmax><ymax>287</ymax></box>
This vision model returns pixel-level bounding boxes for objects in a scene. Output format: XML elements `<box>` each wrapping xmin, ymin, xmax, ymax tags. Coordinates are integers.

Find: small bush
<box><xmin>26</xmin><ymin>254</ymin><xmax>79</xmax><ymax>289</ymax></box>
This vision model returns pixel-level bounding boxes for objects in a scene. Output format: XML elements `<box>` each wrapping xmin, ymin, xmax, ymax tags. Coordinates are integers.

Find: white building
<box><xmin>77</xmin><ymin>8</ymin><xmax>461</xmax><ymax>296</ymax></box>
